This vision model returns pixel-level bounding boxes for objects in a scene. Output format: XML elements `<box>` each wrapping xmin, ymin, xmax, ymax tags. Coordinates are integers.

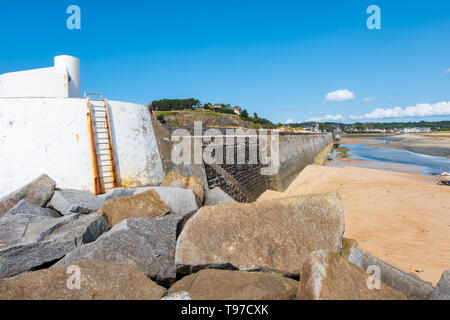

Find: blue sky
<box><xmin>1</xmin><ymin>0</ymin><xmax>449</xmax><ymax>124</ymax></box>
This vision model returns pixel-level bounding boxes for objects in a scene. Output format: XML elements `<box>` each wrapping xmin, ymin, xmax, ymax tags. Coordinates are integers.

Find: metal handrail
<box><xmin>84</xmin><ymin>92</ymin><xmax>103</xmax><ymax>100</ymax></box>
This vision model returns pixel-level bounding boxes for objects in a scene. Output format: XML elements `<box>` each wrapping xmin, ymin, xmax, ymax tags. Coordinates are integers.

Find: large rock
<box><xmin>134</xmin><ymin>187</ymin><xmax>198</xmax><ymax>217</ymax></box>
<box><xmin>359</xmin><ymin>249</ymin><xmax>434</xmax><ymax>300</ymax></box>
<box><xmin>161</xmin><ymin>172</ymin><xmax>205</xmax><ymax>206</ymax></box>
<box><xmin>204</xmin><ymin>187</ymin><xmax>236</xmax><ymax>206</ymax></box>
<box><xmin>0</xmin><ymin>212</ymin><xmax>108</xmax><ymax>279</ymax></box>
<box><xmin>175</xmin><ymin>192</ymin><xmax>345</xmax><ymax>277</ymax></box>
<box><xmin>49</xmin><ymin>189</ymin><xmax>105</xmax><ymax>216</ymax></box>
<box><xmin>0</xmin><ymin>174</ymin><xmax>56</xmax><ymax>218</ymax></box>
<box><xmin>97</xmin><ymin>188</ymin><xmax>135</xmax><ymax>201</ymax></box>
<box><xmin>3</xmin><ymin>199</ymin><xmax>60</xmax><ymax>219</ymax></box>
<box><xmin>55</xmin><ymin>216</ymin><xmax>181</xmax><ymax>286</ymax></box>
<box><xmin>168</xmin><ymin>269</ymin><xmax>298</xmax><ymax>300</ymax></box>
<box><xmin>430</xmin><ymin>270</ymin><xmax>450</xmax><ymax>300</ymax></box>
<box><xmin>0</xmin><ymin>260</ymin><xmax>166</xmax><ymax>300</ymax></box>
<box><xmin>340</xmin><ymin>237</ymin><xmax>363</xmax><ymax>268</ymax></box>
<box><xmin>297</xmin><ymin>249</ymin><xmax>406</xmax><ymax>300</ymax></box>
<box><xmin>101</xmin><ymin>190</ymin><xmax>168</xmax><ymax>227</ymax></box>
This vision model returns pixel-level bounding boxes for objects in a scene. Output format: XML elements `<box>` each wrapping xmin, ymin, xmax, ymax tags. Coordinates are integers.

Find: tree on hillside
<box><xmin>253</xmin><ymin>112</ymin><xmax>258</xmax><ymax>118</ymax></box>
<box><xmin>152</xmin><ymin>98</ymin><xmax>200</xmax><ymax>111</ymax></box>
<box><xmin>240</xmin><ymin>109</ymin><xmax>249</xmax><ymax>120</ymax></box>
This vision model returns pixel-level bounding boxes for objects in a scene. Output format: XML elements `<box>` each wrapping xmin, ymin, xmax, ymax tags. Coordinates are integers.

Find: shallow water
<box><xmin>338</xmin><ymin>138</ymin><xmax>450</xmax><ymax>176</ymax></box>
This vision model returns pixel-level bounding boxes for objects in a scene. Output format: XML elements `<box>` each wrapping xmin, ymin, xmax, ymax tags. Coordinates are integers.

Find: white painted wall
<box><xmin>0</xmin><ymin>56</ymin><xmax>80</xmax><ymax>98</ymax></box>
<box><xmin>0</xmin><ymin>98</ymin><xmax>165</xmax><ymax>197</ymax></box>
<box><xmin>107</xmin><ymin>100</ymin><xmax>165</xmax><ymax>188</ymax></box>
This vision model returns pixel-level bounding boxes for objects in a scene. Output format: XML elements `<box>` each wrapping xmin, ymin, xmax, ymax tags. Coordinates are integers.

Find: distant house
<box><xmin>232</xmin><ymin>106</ymin><xmax>241</xmax><ymax>115</ymax></box>
<box><xmin>303</xmin><ymin>123</ymin><xmax>320</xmax><ymax>133</ymax></box>
<box><xmin>402</xmin><ymin>127</ymin><xmax>431</xmax><ymax>133</ymax></box>
<box><xmin>212</xmin><ymin>103</ymin><xmax>222</xmax><ymax>109</ymax></box>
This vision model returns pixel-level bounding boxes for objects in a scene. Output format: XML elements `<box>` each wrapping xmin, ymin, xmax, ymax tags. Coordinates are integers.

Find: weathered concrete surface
<box><xmin>430</xmin><ymin>270</ymin><xmax>450</xmax><ymax>300</ymax></box>
<box><xmin>101</xmin><ymin>190</ymin><xmax>168</xmax><ymax>227</ymax></box>
<box><xmin>56</xmin><ymin>216</ymin><xmax>180</xmax><ymax>286</ymax></box>
<box><xmin>176</xmin><ymin>193</ymin><xmax>345</xmax><ymax>276</ymax></box>
<box><xmin>168</xmin><ymin>269</ymin><xmax>298</xmax><ymax>300</ymax></box>
<box><xmin>204</xmin><ymin>187</ymin><xmax>236</xmax><ymax>206</ymax></box>
<box><xmin>0</xmin><ymin>212</ymin><xmax>108</xmax><ymax>279</ymax></box>
<box><xmin>49</xmin><ymin>189</ymin><xmax>105</xmax><ymax>216</ymax></box>
<box><xmin>359</xmin><ymin>249</ymin><xmax>434</xmax><ymax>300</ymax></box>
<box><xmin>134</xmin><ymin>187</ymin><xmax>198</xmax><ymax>217</ymax></box>
<box><xmin>269</xmin><ymin>133</ymin><xmax>334</xmax><ymax>192</ymax></box>
<box><xmin>0</xmin><ymin>260</ymin><xmax>166</xmax><ymax>300</ymax></box>
<box><xmin>4</xmin><ymin>199</ymin><xmax>60</xmax><ymax>219</ymax></box>
<box><xmin>297</xmin><ymin>249</ymin><xmax>406</xmax><ymax>300</ymax></box>
<box><xmin>150</xmin><ymin>116</ymin><xmax>208</xmax><ymax>187</ymax></box>
<box><xmin>0</xmin><ymin>174</ymin><xmax>55</xmax><ymax>218</ymax></box>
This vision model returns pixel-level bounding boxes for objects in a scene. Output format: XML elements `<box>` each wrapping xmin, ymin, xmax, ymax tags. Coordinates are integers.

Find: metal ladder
<box><xmin>86</xmin><ymin>93</ymin><xmax>119</xmax><ymax>194</ymax></box>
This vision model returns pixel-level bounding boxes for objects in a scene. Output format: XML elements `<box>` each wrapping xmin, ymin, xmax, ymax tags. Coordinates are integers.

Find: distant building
<box><xmin>303</xmin><ymin>123</ymin><xmax>320</xmax><ymax>133</ymax></box>
<box><xmin>212</xmin><ymin>103</ymin><xmax>222</xmax><ymax>109</ymax></box>
<box><xmin>232</xmin><ymin>106</ymin><xmax>242</xmax><ymax>115</ymax></box>
<box><xmin>402</xmin><ymin>127</ymin><xmax>431</xmax><ymax>133</ymax></box>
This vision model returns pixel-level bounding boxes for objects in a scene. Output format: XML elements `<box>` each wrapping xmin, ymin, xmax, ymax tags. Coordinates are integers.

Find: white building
<box><xmin>0</xmin><ymin>55</ymin><xmax>81</xmax><ymax>98</ymax></box>
<box><xmin>0</xmin><ymin>56</ymin><xmax>204</xmax><ymax>197</ymax></box>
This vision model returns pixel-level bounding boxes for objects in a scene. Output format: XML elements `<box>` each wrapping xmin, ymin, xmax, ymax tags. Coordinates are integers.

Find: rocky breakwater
<box><xmin>0</xmin><ymin>173</ymin><xmax>448</xmax><ymax>300</ymax></box>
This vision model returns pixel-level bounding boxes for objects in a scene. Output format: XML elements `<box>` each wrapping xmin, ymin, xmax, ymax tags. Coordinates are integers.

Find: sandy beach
<box><xmin>363</xmin><ymin>133</ymin><xmax>450</xmax><ymax>158</ymax></box>
<box><xmin>259</xmin><ymin>165</ymin><xmax>450</xmax><ymax>285</ymax></box>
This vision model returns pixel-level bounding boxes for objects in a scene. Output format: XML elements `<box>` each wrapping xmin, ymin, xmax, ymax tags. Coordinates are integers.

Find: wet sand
<box><xmin>365</xmin><ymin>133</ymin><xmax>450</xmax><ymax>159</ymax></box>
<box><xmin>259</xmin><ymin>165</ymin><xmax>450</xmax><ymax>285</ymax></box>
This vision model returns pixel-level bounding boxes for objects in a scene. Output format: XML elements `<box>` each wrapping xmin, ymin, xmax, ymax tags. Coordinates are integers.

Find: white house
<box><xmin>0</xmin><ymin>55</ymin><xmax>81</xmax><ymax>98</ymax></box>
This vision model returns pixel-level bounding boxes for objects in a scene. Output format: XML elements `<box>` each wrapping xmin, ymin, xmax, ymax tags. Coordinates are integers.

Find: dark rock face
<box><xmin>3</xmin><ymin>199</ymin><xmax>60</xmax><ymax>219</ymax></box>
<box><xmin>55</xmin><ymin>216</ymin><xmax>181</xmax><ymax>286</ymax></box>
<box><xmin>168</xmin><ymin>269</ymin><xmax>299</xmax><ymax>300</ymax></box>
<box><xmin>49</xmin><ymin>189</ymin><xmax>105</xmax><ymax>216</ymax></box>
<box><xmin>0</xmin><ymin>212</ymin><xmax>108</xmax><ymax>279</ymax></box>
<box><xmin>0</xmin><ymin>174</ymin><xmax>56</xmax><ymax>218</ymax></box>
<box><xmin>0</xmin><ymin>260</ymin><xmax>166</xmax><ymax>300</ymax></box>
<box><xmin>176</xmin><ymin>193</ymin><xmax>345</xmax><ymax>277</ymax></box>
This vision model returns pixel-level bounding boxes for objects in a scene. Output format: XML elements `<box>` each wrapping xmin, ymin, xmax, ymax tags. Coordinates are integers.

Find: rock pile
<box><xmin>0</xmin><ymin>173</ymin><xmax>447</xmax><ymax>300</ymax></box>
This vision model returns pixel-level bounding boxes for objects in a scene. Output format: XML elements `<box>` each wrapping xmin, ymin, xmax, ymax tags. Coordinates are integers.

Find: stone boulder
<box><xmin>0</xmin><ymin>174</ymin><xmax>56</xmax><ymax>218</ymax></box>
<box><xmin>340</xmin><ymin>238</ymin><xmax>363</xmax><ymax>268</ymax></box>
<box><xmin>297</xmin><ymin>249</ymin><xmax>406</xmax><ymax>300</ymax></box>
<box><xmin>204</xmin><ymin>187</ymin><xmax>236</xmax><ymax>206</ymax></box>
<box><xmin>430</xmin><ymin>269</ymin><xmax>450</xmax><ymax>300</ymax></box>
<box><xmin>162</xmin><ymin>172</ymin><xmax>205</xmax><ymax>206</ymax></box>
<box><xmin>55</xmin><ymin>215</ymin><xmax>181</xmax><ymax>286</ymax></box>
<box><xmin>0</xmin><ymin>260</ymin><xmax>166</xmax><ymax>300</ymax></box>
<box><xmin>175</xmin><ymin>192</ymin><xmax>345</xmax><ymax>277</ymax></box>
<box><xmin>0</xmin><ymin>212</ymin><xmax>108</xmax><ymax>279</ymax></box>
<box><xmin>101</xmin><ymin>190</ymin><xmax>169</xmax><ymax>227</ymax></box>
<box><xmin>359</xmin><ymin>249</ymin><xmax>434</xmax><ymax>300</ymax></box>
<box><xmin>133</xmin><ymin>187</ymin><xmax>198</xmax><ymax>217</ymax></box>
<box><xmin>3</xmin><ymin>199</ymin><xmax>60</xmax><ymax>219</ymax></box>
<box><xmin>97</xmin><ymin>188</ymin><xmax>135</xmax><ymax>201</ymax></box>
<box><xmin>49</xmin><ymin>189</ymin><xmax>105</xmax><ymax>216</ymax></box>
<box><xmin>168</xmin><ymin>269</ymin><xmax>298</xmax><ymax>300</ymax></box>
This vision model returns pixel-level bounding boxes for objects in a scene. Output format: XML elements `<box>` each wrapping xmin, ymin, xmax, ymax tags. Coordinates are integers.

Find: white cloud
<box><xmin>285</xmin><ymin>119</ymin><xmax>293</xmax><ymax>124</ymax></box>
<box><xmin>445</xmin><ymin>68</ymin><xmax>450</xmax><ymax>74</ymax></box>
<box><xmin>325</xmin><ymin>89</ymin><xmax>355</xmax><ymax>102</ymax></box>
<box><xmin>350</xmin><ymin>101</ymin><xmax>450</xmax><ymax>120</ymax></box>
<box><xmin>363</xmin><ymin>96</ymin><xmax>375</xmax><ymax>102</ymax></box>
<box><xmin>284</xmin><ymin>105</ymin><xmax>293</xmax><ymax>110</ymax></box>
<box><xmin>307</xmin><ymin>114</ymin><xmax>344</xmax><ymax>122</ymax></box>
